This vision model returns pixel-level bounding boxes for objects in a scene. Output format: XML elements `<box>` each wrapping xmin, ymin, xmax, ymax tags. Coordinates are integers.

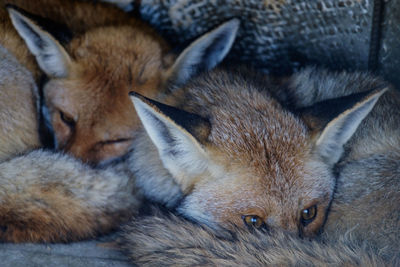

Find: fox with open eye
<box><xmin>128</xmin><ymin>68</ymin><xmax>386</xmax><ymax>237</ymax></box>
<box><xmin>121</xmin><ymin>68</ymin><xmax>400</xmax><ymax>265</ymax></box>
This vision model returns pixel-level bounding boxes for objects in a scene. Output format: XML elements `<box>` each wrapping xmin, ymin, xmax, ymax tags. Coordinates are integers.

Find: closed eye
<box><xmin>99</xmin><ymin>138</ymin><xmax>134</xmax><ymax>145</ymax></box>
<box><xmin>59</xmin><ymin>110</ymin><xmax>75</xmax><ymax>127</ymax></box>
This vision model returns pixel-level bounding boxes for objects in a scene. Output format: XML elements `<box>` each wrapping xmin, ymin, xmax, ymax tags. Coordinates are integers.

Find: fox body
<box><xmin>121</xmin><ymin>209</ymin><xmax>389</xmax><ymax>266</ymax></box>
<box><xmin>123</xmin><ymin>68</ymin><xmax>399</xmax><ymax>264</ymax></box>
<box><xmin>2</xmin><ymin>0</ymin><xmax>238</xmax><ymax>164</ymax></box>
<box><xmin>0</xmin><ymin>150</ymin><xmax>139</xmax><ymax>243</ymax></box>
<box><xmin>288</xmin><ymin>68</ymin><xmax>400</xmax><ymax>260</ymax></box>
<box><xmin>128</xmin><ymin>67</ymin><xmax>387</xmax><ymax>238</ymax></box>
<box><xmin>0</xmin><ymin>7</ymin><xmax>40</xmax><ymax>160</ymax></box>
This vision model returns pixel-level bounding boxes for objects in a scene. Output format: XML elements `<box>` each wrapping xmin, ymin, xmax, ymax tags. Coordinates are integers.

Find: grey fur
<box><xmin>122</xmin><ymin>67</ymin><xmax>400</xmax><ymax>265</ymax></box>
<box><xmin>121</xmin><ymin>210</ymin><xmax>390</xmax><ymax>266</ymax></box>
<box><xmin>0</xmin><ymin>44</ymin><xmax>40</xmax><ymax>161</ymax></box>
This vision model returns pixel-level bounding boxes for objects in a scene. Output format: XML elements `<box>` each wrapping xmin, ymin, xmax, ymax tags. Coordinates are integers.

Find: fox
<box><xmin>2</xmin><ymin>0</ymin><xmax>239</xmax><ymax>164</ymax></box>
<box><xmin>0</xmin><ymin>5</ymin><xmax>140</xmax><ymax>242</ymax></box>
<box><xmin>0</xmin><ymin>3</ymin><xmax>239</xmax><ymax>242</ymax></box>
<box><xmin>119</xmin><ymin>67</ymin><xmax>399</xmax><ymax>264</ymax></box>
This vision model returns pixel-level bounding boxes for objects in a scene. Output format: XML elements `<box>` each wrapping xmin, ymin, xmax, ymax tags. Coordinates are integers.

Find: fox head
<box><xmin>130</xmin><ymin>70</ymin><xmax>385</xmax><ymax>237</ymax></box>
<box><xmin>7</xmin><ymin>5</ymin><xmax>239</xmax><ymax>164</ymax></box>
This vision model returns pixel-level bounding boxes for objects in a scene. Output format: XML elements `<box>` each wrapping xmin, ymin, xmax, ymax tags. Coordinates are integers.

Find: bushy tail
<box><xmin>120</xmin><ymin>209</ymin><xmax>390</xmax><ymax>267</ymax></box>
<box><xmin>0</xmin><ymin>149</ymin><xmax>139</xmax><ymax>243</ymax></box>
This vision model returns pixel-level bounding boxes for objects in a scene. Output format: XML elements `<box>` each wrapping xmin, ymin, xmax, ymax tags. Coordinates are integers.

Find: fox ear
<box><xmin>7</xmin><ymin>5</ymin><xmax>72</xmax><ymax>78</ymax></box>
<box><xmin>130</xmin><ymin>92</ymin><xmax>211</xmax><ymax>192</ymax></box>
<box><xmin>313</xmin><ymin>88</ymin><xmax>387</xmax><ymax>166</ymax></box>
<box><xmin>167</xmin><ymin>19</ymin><xmax>239</xmax><ymax>86</ymax></box>
<box><xmin>100</xmin><ymin>0</ymin><xmax>134</xmax><ymax>11</ymax></box>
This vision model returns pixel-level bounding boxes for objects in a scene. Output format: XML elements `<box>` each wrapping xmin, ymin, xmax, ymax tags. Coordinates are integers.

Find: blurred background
<box><xmin>121</xmin><ymin>0</ymin><xmax>400</xmax><ymax>89</ymax></box>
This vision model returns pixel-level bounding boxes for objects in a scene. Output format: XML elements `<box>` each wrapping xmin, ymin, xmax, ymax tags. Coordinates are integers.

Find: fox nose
<box><xmin>64</xmin><ymin>139</ymin><xmax>92</xmax><ymax>162</ymax></box>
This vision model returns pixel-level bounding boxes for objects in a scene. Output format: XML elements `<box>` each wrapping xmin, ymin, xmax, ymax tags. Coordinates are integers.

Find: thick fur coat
<box><xmin>120</xmin><ymin>67</ymin><xmax>400</xmax><ymax>265</ymax></box>
<box><xmin>121</xmin><ymin>209</ymin><xmax>390</xmax><ymax>266</ymax></box>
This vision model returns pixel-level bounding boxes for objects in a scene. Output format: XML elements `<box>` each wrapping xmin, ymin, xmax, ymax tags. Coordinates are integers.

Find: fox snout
<box><xmin>65</xmin><ymin>137</ymin><xmax>134</xmax><ymax>165</ymax></box>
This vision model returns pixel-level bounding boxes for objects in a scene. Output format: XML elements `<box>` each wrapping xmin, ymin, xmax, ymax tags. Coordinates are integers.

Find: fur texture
<box><xmin>121</xmin><ymin>209</ymin><xmax>390</xmax><ymax>266</ymax></box>
<box><xmin>0</xmin><ymin>150</ymin><xmax>139</xmax><ymax>242</ymax></box>
<box><xmin>0</xmin><ymin>4</ymin><xmax>41</xmax><ymax>161</ymax></box>
<box><xmin>0</xmin><ymin>44</ymin><xmax>40</xmax><ymax>161</ymax></box>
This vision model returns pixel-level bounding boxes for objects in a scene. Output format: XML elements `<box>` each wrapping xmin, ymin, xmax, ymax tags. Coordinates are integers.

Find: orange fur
<box><xmin>3</xmin><ymin>1</ymin><xmax>236</xmax><ymax>164</ymax></box>
<box><xmin>2</xmin><ymin>0</ymin><xmax>171</xmax><ymax>163</ymax></box>
<box><xmin>45</xmin><ymin>25</ymin><xmax>169</xmax><ymax>163</ymax></box>
<box><xmin>0</xmin><ymin>150</ymin><xmax>138</xmax><ymax>243</ymax></box>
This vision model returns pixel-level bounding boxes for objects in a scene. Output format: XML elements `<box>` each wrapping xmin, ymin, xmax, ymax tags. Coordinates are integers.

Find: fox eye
<box><xmin>59</xmin><ymin>111</ymin><xmax>75</xmax><ymax>127</ymax></box>
<box><xmin>242</xmin><ymin>215</ymin><xmax>265</xmax><ymax>229</ymax></box>
<box><xmin>301</xmin><ymin>205</ymin><xmax>317</xmax><ymax>226</ymax></box>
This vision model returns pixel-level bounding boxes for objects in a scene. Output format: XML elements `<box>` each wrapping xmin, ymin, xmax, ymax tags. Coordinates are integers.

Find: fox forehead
<box><xmin>68</xmin><ymin>26</ymin><xmax>168</xmax><ymax>84</ymax></box>
<box><xmin>45</xmin><ymin>25</ymin><xmax>169</xmax><ymax>120</ymax></box>
<box><xmin>69</xmin><ymin>24</ymin><xmax>168</xmax><ymax>55</ymax></box>
<box><xmin>208</xmin><ymin>106</ymin><xmax>310</xmax><ymax>174</ymax></box>
<box><xmin>169</xmin><ymin>70</ymin><xmax>312</xmax><ymax>185</ymax></box>
<box><xmin>167</xmin><ymin>70</ymin><xmax>335</xmax><ymax>207</ymax></box>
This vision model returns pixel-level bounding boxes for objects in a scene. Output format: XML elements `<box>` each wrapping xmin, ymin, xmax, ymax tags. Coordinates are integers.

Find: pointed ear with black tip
<box><xmin>130</xmin><ymin>92</ymin><xmax>211</xmax><ymax>191</ymax></box>
<box><xmin>167</xmin><ymin>18</ymin><xmax>240</xmax><ymax>86</ymax></box>
<box><xmin>100</xmin><ymin>0</ymin><xmax>134</xmax><ymax>11</ymax></box>
<box><xmin>312</xmin><ymin>88</ymin><xmax>387</xmax><ymax>166</ymax></box>
<box><xmin>298</xmin><ymin>89</ymin><xmax>377</xmax><ymax>132</ymax></box>
<box><xmin>7</xmin><ymin>5</ymin><xmax>72</xmax><ymax>78</ymax></box>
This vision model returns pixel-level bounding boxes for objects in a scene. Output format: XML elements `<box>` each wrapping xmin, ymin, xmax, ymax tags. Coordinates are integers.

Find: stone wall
<box><xmin>130</xmin><ymin>0</ymin><xmax>400</xmax><ymax>89</ymax></box>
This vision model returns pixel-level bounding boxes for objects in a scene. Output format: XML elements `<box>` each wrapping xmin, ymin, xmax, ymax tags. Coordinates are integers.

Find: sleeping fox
<box><xmin>0</xmin><ymin>21</ymin><xmax>138</xmax><ymax>242</ymax></box>
<box><xmin>0</xmin><ymin>2</ymin><xmax>239</xmax><ymax>242</ymax></box>
<box><xmin>122</xmin><ymin>67</ymin><xmax>399</xmax><ymax>265</ymax></box>
<box><xmin>0</xmin><ymin>3</ymin><xmax>137</xmax><ymax>242</ymax></box>
<box><xmin>3</xmin><ymin>0</ymin><xmax>239</xmax><ymax>164</ymax></box>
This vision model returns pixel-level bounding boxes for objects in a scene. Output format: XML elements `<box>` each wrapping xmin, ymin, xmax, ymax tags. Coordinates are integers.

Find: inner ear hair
<box><xmin>130</xmin><ymin>92</ymin><xmax>211</xmax><ymax>143</ymax></box>
<box><xmin>312</xmin><ymin>87</ymin><xmax>387</xmax><ymax>166</ymax></box>
<box><xmin>7</xmin><ymin>5</ymin><xmax>73</xmax><ymax>78</ymax></box>
<box><xmin>6</xmin><ymin>4</ymin><xmax>73</xmax><ymax>45</ymax></box>
<box><xmin>297</xmin><ymin>86</ymin><xmax>387</xmax><ymax>132</ymax></box>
